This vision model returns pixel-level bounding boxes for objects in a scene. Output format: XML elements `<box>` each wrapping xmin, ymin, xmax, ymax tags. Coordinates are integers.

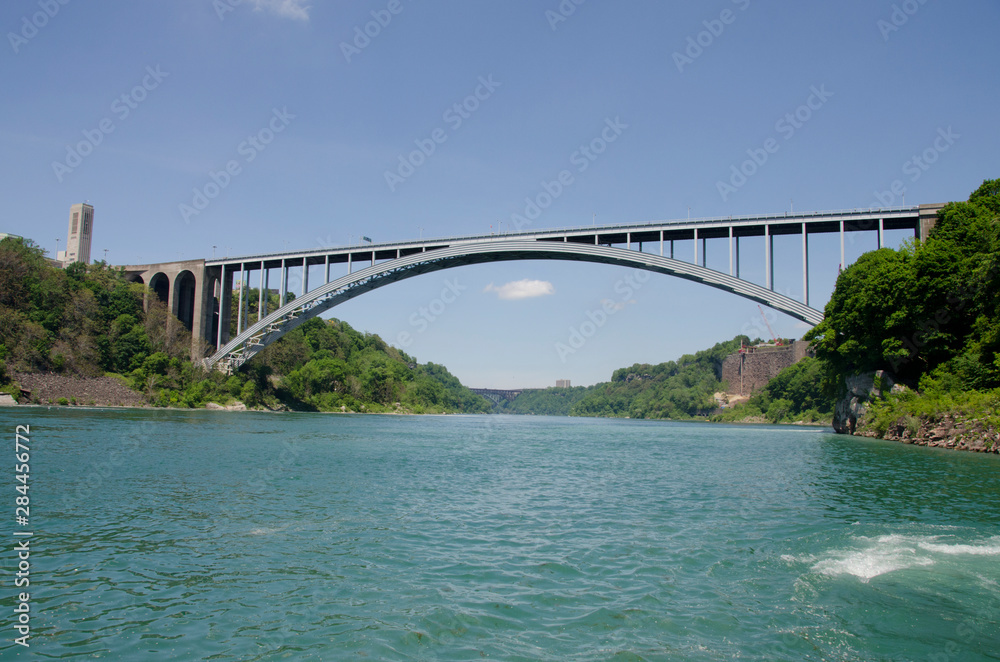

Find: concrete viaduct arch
<box><xmin>204</xmin><ymin>241</ymin><xmax>825</xmax><ymax>373</ymax></box>
<box><xmin>124</xmin><ymin>259</ymin><xmax>219</xmax><ymax>351</ymax></box>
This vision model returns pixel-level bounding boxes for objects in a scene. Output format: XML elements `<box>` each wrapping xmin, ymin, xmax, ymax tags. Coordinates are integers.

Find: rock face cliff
<box><xmin>834</xmin><ymin>370</ymin><xmax>999</xmax><ymax>453</ymax></box>
<box><xmin>833</xmin><ymin>370</ymin><xmax>900</xmax><ymax>434</ymax></box>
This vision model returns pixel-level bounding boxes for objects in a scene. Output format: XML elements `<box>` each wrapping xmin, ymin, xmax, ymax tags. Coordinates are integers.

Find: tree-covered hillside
<box><xmin>501</xmin><ymin>336</ymin><xmax>756</xmax><ymax>420</ymax></box>
<box><xmin>806</xmin><ymin>179</ymin><xmax>1000</xmax><ymax>392</ymax></box>
<box><xmin>569</xmin><ymin>336</ymin><xmax>750</xmax><ymax>419</ymax></box>
<box><xmin>500</xmin><ymin>386</ymin><xmax>590</xmax><ymax>416</ymax></box>
<box><xmin>0</xmin><ymin>237</ymin><xmax>489</xmax><ymax>413</ymax></box>
<box><xmin>804</xmin><ymin>179</ymin><xmax>1000</xmax><ymax>436</ymax></box>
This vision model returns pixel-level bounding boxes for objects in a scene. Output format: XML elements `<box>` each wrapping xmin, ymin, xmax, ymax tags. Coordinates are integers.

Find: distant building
<box><xmin>556</xmin><ymin>379</ymin><xmax>571</xmax><ymax>388</ymax></box>
<box><xmin>0</xmin><ymin>232</ymin><xmax>23</xmax><ymax>242</ymax></box>
<box><xmin>58</xmin><ymin>203</ymin><xmax>94</xmax><ymax>266</ymax></box>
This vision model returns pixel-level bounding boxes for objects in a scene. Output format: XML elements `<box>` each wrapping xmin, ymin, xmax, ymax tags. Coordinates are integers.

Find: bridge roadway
<box><xmin>122</xmin><ymin>204</ymin><xmax>943</xmax><ymax>372</ymax></box>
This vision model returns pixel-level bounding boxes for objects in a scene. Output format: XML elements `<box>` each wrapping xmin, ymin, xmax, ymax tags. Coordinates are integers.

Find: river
<box><xmin>2</xmin><ymin>408</ymin><xmax>999</xmax><ymax>660</ymax></box>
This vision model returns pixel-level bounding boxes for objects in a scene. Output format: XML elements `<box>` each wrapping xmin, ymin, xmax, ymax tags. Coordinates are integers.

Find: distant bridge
<box><xmin>121</xmin><ymin>204</ymin><xmax>943</xmax><ymax>372</ymax></box>
<box><xmin>470</xmin><ymin>388</ymin><xmax>538</xmax><ymax>406</ymax></box>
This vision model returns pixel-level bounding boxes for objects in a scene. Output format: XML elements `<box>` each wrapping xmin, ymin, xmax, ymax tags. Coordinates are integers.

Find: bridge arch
<box><xmin>174</xmin><ymin>270</ymin><xmax>197</xmax><ymax>332</ymax></box>
<box><xmin>205</xmin><ymin>241</ymin><xmax>823</xmax><ymax>373</ymax></box>
<box><xmin>149</xmin><ymin>272</ymin><xmax>170</xmax><ymax>305</ymax></box>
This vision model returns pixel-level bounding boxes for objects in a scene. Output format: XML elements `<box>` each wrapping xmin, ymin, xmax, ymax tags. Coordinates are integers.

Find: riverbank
<box><xmin>842</xmin><ymin>376</ymin><xmax>1000</xmax><ymax>454</ymax></box>
<box><xmin>1</xmin><ymin>372</ymin><xmax>471</xmax><ymax>415</ymax></box>
<box><xmin>10</xmin><ymin>372</ymin><xmax>149</xmax><ymax>408</ymax></box>
<box><xmin>856</xmin><ymin>411</ymin><xmax>1000</xmax><ymax>454</ymax></box>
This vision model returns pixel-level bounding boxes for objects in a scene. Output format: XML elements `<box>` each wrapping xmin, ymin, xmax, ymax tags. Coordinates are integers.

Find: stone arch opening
<box><xmin>128</xmin><ymin>274</ymin><xmax>145</xmax><ymax>285</ymax></box>
<box><xmin>175</xmin><ymin>270</ymin><xmax>197</xmax><ymax>332</ymax></box>
<box><xmin>149</xmin><ymin>272</ymin><xmax>169</xmax><ymax>305</ymax></box>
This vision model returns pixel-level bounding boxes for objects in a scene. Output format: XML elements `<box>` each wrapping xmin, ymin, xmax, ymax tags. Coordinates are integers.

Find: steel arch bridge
<box><xmin>204</xmin><ymin>240</ymin><xmax>825</xmax><ymax>373</ymax></box>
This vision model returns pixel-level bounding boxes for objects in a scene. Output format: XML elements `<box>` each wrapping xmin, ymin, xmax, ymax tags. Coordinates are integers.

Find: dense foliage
<box><xmin>805</xmin><ymin>179</ymin><xmax>1000</xmax><ymax>392</ymax></box>
<box><xmin>500</xmin><ymin>386</ymin><xmax>590</xmax><ymax>416</ymax></box>
<box><xmin>0</xmin><ymin>236</ymin><xmax>188</xmax><ymax>377</ymax></box>
<box><xmin>565</xmin><ymin>336</ymin><xmax>752</xmax><ymax>419</ymax></box>
<box><xmin>0</xmin><ymin>237</ymin><xmax>489</xmax><ymax>413</ymax></box>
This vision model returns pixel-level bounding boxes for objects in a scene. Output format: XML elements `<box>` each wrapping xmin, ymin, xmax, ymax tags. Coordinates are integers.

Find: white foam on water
<box><xmin>811</xmin><ymin>534</ymin><xmax>1000</xmax><ymax>582</ymax></box>
<box><xmin>917</xmin><ymin>536</ymin><xmax>1000</xmax><ymax>556</ymax></box>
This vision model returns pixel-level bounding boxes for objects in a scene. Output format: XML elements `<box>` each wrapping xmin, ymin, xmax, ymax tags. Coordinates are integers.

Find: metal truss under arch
<box><xmin>204</xmin><ymin>241</ymin><xmax>824</xmax><ymax>373</ymax></box>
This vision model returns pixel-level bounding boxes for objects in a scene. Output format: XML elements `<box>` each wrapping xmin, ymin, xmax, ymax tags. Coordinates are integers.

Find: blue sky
<box><xmin>2</xmin><ymin>0</ymin><xmax>997</xmax><ymax>387</ymax></box>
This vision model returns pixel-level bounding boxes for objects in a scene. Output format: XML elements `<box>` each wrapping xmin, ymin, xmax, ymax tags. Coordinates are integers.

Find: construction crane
<box><xmin>758</xmin><ymin>305</ymin><xmax>782</xmax><ymax>345</ymax></box>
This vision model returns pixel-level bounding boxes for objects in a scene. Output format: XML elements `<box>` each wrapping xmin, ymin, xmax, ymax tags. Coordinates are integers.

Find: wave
<box><xmin>806</xmin><ymin>534</ymin><xmax>1000</xmax><ymax>582</ymax></box>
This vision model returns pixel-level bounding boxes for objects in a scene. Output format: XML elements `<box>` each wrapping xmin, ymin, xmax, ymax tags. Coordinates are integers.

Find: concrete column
<box><xmin>324</xmin><ymin>255</ymin><xmax>330</xmax><ymax>284</ymax></box>
<box><xmin>701</xmin><ymin>236</ymin><xmax>707</xmax><ymax>267</ymax></box>
<box><xmin>191</xmin><ymin>263</ymin><xmax>214</xmax><ymax>359</ymax></box>
<box><xmin>243</xmin><ymin>266</ymin><xmax>250</xmax><ymax>333</ymax></box>
<box><xmin>236</xmin><ymin>263</ymin><xmax>244</xmax><ymax>335</ymax></box>
<box><xmin>348</xmin><ymin>252</ymin><xmax>352</xmax><ymax>274</ymax></box>
<box><xmin>729</xmin><ymin>226</ymin><xmax>733</xmax><ymax>276</ymax></box>
<box><xmin>302</xmin><ymin>257</ymin><xmax>308</xmax><ymax>297</ymax></box>
<box><xmin>765</xmin><ymin>225</ymin><xmax>772</xmax><ymax>291</ymax></box>
<box><xmin>216</xmin><ymin>264</ymin><xmax>226</xmax><ymax>349</ymax></box>
<box><xmin>279</xmin><ymin>259</ymin><xmax>286</xmax><ymax>308</ymax></box>
<box><xmin>660</xmin><ymin>231</ymin><xmax>664</xmax><ymax>257</ymax></box>
<box><xmin>693</xmin><ymin>228</ymin><xmax>698</xmax><ymax>264</ymax></box>
<box><xmin>735</xmin><ymin>236</ymin><xmax>740</xmax><ymax>279</ymax></box>
<box><xmin>257</xmin><ymin>261</ymin><xmax>265</xmax><ymax>323</ymax></box>
<box><xmin>261</xmin><ymin>266</ymin><xmax>269</xmax><ymax>318</ymax></box>
<box><xmin>802</xmin><ymin>223</ymin><xmax>809</xmax><ymax>307</ymax></box>
<box><xmin>670</xmin><ymin>240</ymin><xmax>674</xmax><ymax>259</ymax></box>
<box><xmin>878</xmin><ymin>218</ymin><xmax>885</xmax><ymax>248</ymax></box>
<box><xmin>219</xmin><ymin>267</ymin><xmax>235</xmax><ymax>348</ymax></box>
<box><xmin>627</xmin><ymin>232</ymin><xmax>631</xmax><ymax>251</ymax></box>
<box><xmin>840</xmin><ymin>220</ymin><xmax>845</xmax><ymax>269</ymax></box>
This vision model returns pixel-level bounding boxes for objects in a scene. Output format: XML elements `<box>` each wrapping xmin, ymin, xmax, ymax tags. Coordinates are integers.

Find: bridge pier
<box><xmin>123</xmin><ymin>259</ymin><xmax>219</xmax><ymax>360</ymax></box>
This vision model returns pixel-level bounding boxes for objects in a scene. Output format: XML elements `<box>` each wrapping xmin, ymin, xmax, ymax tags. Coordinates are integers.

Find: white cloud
<box><xmin>247</xmin><ymin>0</ymin><xmax>310</xmax><ymax>21</ymax></box>
<box><xmin>483</xmin><ymin>279</ymin><xmax>555</xmax><ymax>300</ymax></box>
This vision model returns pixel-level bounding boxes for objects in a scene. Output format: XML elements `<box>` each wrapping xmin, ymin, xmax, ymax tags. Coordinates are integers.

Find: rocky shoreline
<box><xmin>834</xmin><ymin>370</ymin><xmax>999</xmax><ymax>454</ymax></box>
<box><xmin>858</xmin><ymin>414</ymin><xmax>1000</xmax><ymax>453</ymax></box>
<box><xmin>9</xmin><ymin>372</ymin><xmax>149</xmax><ymax>408</ymax></box>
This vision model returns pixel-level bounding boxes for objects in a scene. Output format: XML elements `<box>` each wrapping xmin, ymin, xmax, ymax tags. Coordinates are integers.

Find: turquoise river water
<box><xmin>1</xmin><ymin>408</ymin><xmax>999</xmax><ymax>660</ymax></box>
